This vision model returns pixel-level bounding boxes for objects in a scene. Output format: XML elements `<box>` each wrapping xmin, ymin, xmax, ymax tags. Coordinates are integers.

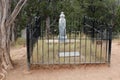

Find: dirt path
<box><xmin>7</xmin><ymin>41</ymin><xmax>120</xmax><ymax>80</ymax></box>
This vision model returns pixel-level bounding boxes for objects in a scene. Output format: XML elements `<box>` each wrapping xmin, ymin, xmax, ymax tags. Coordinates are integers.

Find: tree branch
<box><xmin>0</xmin><ymin>1</ymin><xmax>2</xmax><ymax>25</ymax></box>
<box><xmin>50</xmin><ymin>19</ymin><xmax>57</xmax><ymax>26</ymax></box>
<box><xmin>6</xmin><ymin>0</ymin><xmax>27</xmax><ymax>27</ymax></box>
<box><xmin>1</xmin><ymin>0</ymin><xmax>7</xmax><ymax>28</ymax></box>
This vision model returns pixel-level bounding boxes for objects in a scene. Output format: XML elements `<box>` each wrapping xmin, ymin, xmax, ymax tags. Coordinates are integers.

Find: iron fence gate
<box><xmin>26</xmin><ymin>15</ymin><xmax>112</xmax><ymax>68</ymax></box>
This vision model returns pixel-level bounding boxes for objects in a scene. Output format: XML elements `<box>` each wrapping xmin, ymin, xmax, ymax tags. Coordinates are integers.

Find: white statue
<box><xmin>59</xmin><ymin>12</ymin><xmax>67</xmax><ymax>41</ymax></box>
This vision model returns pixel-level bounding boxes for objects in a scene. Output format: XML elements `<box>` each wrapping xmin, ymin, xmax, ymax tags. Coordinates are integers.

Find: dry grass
<box><xmin>31</xmin><ymin>34</ymin><xmax>107</xmax><ymax>64</ymax></box>
<box><xmin>11</xmin><ymin>38</ymin><xmax>26</xmax><ymax>49</ymax></box>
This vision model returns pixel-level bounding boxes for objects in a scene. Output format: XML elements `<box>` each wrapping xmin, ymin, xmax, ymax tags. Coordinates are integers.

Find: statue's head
<box><xmin>60</xmin><ymin>12</ymin><xmax>65</xmax><ymax>18</ymax></box>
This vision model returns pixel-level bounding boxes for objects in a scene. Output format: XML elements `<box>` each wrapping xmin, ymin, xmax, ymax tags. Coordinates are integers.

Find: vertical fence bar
<box><xmin>37</xmin><ymin>35</ymin><xmax>39</xmax><ymax>63</ymax></box>
<box><xmin>79</xmin><ymin>18</ymin><xmax>81</xmax><ymax>63</ymax></box>
<box><xmin>35</xmin><ymin>17</ymin><xmax>38</xmax><ymax>63</ymax></box>
<box><xmin>108</xmin><ymin>27</ymin><xmax>112</xmax><ymax>66</ymax></box>
<box><xmin>26</xmin><ymin>25</ymin><xmax>31</xmax><ymax>69</ymax></box>
<box><xmin>92</xmin><ymin>20</ymin><xmax>95</xmax><ymax>42</ymax></box>
<box><xmin>90</xmin><ymin>35</ymin><xmax>92</xmax><ymax>63</ymax></box>
<box><xmin>106</xmin><ymin>29</ymin><xmax>109</xmax><ymax>62</ymax></box>
<box><xmin>74</xmin><ymin>30</ymin><xmax>77</xmax><ymax>64</ymax></box>
<box><xmin>64</xmin><ymin>29</ymin><xmax>65</xmax><ymax>64</ymax></box>
<box><xmin>30</xmin><ymin>24</ymin><xmax>33</xmax><ymax>63</ymax></box>
<box><xmin>69</xmin><ymin>27</ymin><xmax>71</xmax><ymax>64</ymax></box>
<box><xmin>80</xmin><ymin>28</ymin><xmax>82</xmax><ymax>63</ymax></box>
<box><xmin>95</xmin><ymin>33</ymin><xmax>97</xmax><ymax>63</ymax></box>
<box><xmin>58</xmin><ymin>34</ymin><xmax>60</xmax><ymax>64</ymax></box>
<box><xmin>100</xmin><ymin>29</ymin><xmax>103</xmax><ymax>63</ymax></box>
<box><xmin>68</xmin><ymin>27</ymin><xmax>70</xmax><ymax>64</ymax></box>
<box><xmin>42</xmin><ymin>22</ymin><xmax>44</xmax><ymax>64</ymax></box>
<box><xmin>48</xmin><ymin>33</ymin><xmax>49</xmax><ymax>64</ymax></box>
<box><xmin>53</xmin><ymin>27</ymin><xmax>55</xmax><ymax>64</ymax></box>
<box><xmin>85</xmin><ymin>31</ymin><xmax>87</xmax><ymax>63</ymax></box>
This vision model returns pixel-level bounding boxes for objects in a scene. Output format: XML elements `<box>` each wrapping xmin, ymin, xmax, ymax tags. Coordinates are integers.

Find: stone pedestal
<box><xmin>58</xmin><ymin>35</ymin><xmax>67</xmax><ymax>42</ymax></box>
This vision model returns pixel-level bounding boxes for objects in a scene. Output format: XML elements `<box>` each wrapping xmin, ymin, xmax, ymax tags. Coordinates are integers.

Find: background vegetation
<box><xmin>11</xmin><ymin>0</ymin><xmax>120</xmax><ymax>41</ymax></box>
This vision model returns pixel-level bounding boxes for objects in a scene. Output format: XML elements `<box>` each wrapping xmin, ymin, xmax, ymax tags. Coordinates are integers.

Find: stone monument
<box><xmin>21</xmin><ymin>28</ymin><xmax>26</xmax><ymax>39</ymax></box>
<box><xmin>58</xmin><ymin>12</ymin><xmax>67</xmax><ymax>42</ymax></box>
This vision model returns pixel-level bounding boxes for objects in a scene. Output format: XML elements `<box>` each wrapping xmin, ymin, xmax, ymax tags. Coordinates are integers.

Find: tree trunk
<box><xmin>1</xmin><ymin>19</ymin><xmax>13</xmax><ymax>70</ymax></box>
<box><xmin>0</xmin><ymin>48</ymin><xmax>7</xmax><ymax>80</ymax></box>
<box><xmin>0</xmin><ymin>0</ymin><xmax>27</xmax><ymax>70</ymax></box>
<box><xmin>46</xmin><ymin>16</ymin><xmax>50</xmax><ymax>37</ymax></box>
<box><xmin>0</xmin><ymin>0</ymin><xmax>13</xmax><ymax>70</ymax></box>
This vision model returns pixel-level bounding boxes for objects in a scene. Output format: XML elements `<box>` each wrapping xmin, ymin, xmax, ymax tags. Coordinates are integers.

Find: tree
<box><xmin>116</xmin><ymin>6</ymin><xmax>120</xmax><ymax>32</ymax></box>
<box><xmin>0</xmin><ymin>0</ymin><xmax>27</xmax><ymax>79</ymax></box>
<box><xmin>23</xmin><ymin>0</ymin><xmax>76</xmax><ymax>36</ymax></box>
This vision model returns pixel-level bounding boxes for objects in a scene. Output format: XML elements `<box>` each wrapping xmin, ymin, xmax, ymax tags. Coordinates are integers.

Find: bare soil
<box><xmin>6</xmin><ymin>40</ymin><xmax>120</xmax><ymax>80</ymax></box>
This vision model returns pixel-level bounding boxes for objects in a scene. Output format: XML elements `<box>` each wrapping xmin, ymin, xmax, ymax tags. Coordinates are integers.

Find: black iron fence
<box><xmin>26</xmin><ymin>16</ymin><xmax>112</xmax><ymax>68</ymax></box>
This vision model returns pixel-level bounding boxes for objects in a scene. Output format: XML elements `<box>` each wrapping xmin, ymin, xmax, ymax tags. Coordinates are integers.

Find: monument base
<box><xmin>58</xmin><ymin>35</ymin><xmax>67</xmax><ymax>42</ymax></box>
